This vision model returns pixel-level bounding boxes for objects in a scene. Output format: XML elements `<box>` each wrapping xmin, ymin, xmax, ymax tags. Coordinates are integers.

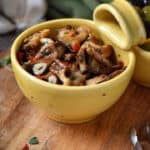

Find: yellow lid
<box><xmin>93</xmin><ymin>0</ymin><xmax>146</xmax><ymax>50</ymax></box>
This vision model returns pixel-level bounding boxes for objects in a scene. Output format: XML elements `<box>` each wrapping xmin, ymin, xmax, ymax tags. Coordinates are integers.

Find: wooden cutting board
<box><xmin>0</xmin><ymin>51</ymin><xmax>150</xmax><ymax>150</ymax></box>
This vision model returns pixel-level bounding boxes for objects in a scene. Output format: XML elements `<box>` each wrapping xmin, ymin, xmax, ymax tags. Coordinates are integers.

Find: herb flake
<box><xmin>29</xmin><ymin>136</ymin><xmax>39</xmax><ymax>145</ymax></box>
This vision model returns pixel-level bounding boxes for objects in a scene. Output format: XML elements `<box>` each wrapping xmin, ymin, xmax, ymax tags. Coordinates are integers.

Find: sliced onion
<box><xmin>32</xmin><ymin>62</ymin><xmax>47</xmax><ymax>75</ymax></box>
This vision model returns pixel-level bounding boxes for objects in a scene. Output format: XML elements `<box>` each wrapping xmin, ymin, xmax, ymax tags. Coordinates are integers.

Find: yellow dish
<box><xmin>93</xmin><ymin>0</ymin><xmax>146</xmax><ymax>50</ymax></box>
<box><xmin>133</xmin><ymin>46</ymin><xmax>150</xmax><ymax>87</ymax></box>
<box><xmin>11</xmin><ymin>19</ymin><xmax>135</xmax><ymax>123</ymax></box>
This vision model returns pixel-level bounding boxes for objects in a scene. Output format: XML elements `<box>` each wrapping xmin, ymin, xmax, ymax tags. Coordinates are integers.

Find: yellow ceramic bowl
<box><xmin>133</xmin><ymin>46</ymin><xmax>150</xmax><ymax>87</ymax></box>
<box><xmin>11</xmin><ymin>19</ymin><xmax>135</xmax><ymax>124</ymax></box>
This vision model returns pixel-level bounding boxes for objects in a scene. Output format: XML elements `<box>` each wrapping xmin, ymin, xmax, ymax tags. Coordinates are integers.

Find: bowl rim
<box><xmin>11</xmin><ymin>18</ymin><xmax>135</xmax><ymax>91</ymax></box>
<box><xmin>134</xmin><ymin>45</ymin><xmax>150</xmax><ymax>57</ymax></box>
<box><xmin>93</xmin><ymin>3</ymin><xmax>131</xmax><ymax>50</ymax></box>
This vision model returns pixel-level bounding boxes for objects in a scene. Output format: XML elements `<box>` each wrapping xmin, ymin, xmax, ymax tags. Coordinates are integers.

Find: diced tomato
<box><xmin>119</xmin><ymin>60</ymin><xmax>124</xmax><ymax>67</ymax></box>
<box><xmin>36</xmin><ymin>75</ymin><xmax>44</xmax><ymax>79</ymax></box>
<box><xmin>70</xmin><ymin>32</ymin><xmax>76</xmax><ymax>37</ymax></box>
<box><xmin>71</xmin><ymin>40</ymin><xmax>80</xmax><ymax>52</ymax></box>
<box><xmin>17</xmin><ymin>52</ymin><xmax>25</xmax><ymax>63</ymax></box>
<box><xmin>28</xmin><ymin>55</ymin><xmax>36</xmax><ymax>63</ymax></box>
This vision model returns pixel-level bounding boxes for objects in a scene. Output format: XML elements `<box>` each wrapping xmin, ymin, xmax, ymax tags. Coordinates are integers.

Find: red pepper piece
<box><xmin>17</xmin><ymin>52</ymin><xmax>25</xmax><ymax>63</ymax></box>
<box><xmin>119</xmin><ymin>60</ymin><xmax>124</xmax><ymax>68</ymax></box>
<box><xmin>22</xmin><ymin>144</ymin><xmax>29</xmax><ymax>150</ymax></box>
<box><xmin>71</xmin><ymin>40</ymin><xmax>80</xmax><ymax>52</ymax></box>
<box><xmin>70</xmin><ymin>31</ymin><xmax>76</xmax><ymax>37</ymax></box>
<box><xmin>28</xmin><ymin>55</ymin><xmax>36</xmax><ymax>63</ymax></box>
<box><xmin>36</xmin><ymin>75</ymin><xmax>44</xmax><ymax>79</ymax></box>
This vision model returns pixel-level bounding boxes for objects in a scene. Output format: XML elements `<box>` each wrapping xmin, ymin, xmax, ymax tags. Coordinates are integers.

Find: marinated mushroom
<box><xmin>77</xmin><ymin>49</ymin><xmax>88</xmax><ymax>73</ymax></box>
<box><xmin>18</xmin><ymin>25</ymin><xmax>125</xmax><ymax>86</ymax></box>
<box><xmin>23</xmin><ymin>29</ymin><xmax>51</xmax><ymax>51</ymax></box>
<box><xmin>40</xmin><ymin>38</ymin><xmax>54</xmax><ymax>45</ymax></box>
<box><xmin>50</xmin><ymin>60</ymin><xmax>71</xmax><ymax>85</ymax></box>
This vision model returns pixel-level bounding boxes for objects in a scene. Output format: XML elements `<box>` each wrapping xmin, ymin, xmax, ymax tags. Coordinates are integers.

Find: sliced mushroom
<box><xmin>52</xmin><ymin>59</ymin><xmax>68</xmax><ymax>71</ymax></box>
<box><xmin>68</xmin><ymin>61</ymin><xmax>78</xmax><ymax>73</ymax></box>
<box><xmin>77</xmin><ymin>26</ymin><xmax>90</xmax><ymax>33</ymax></box>
<box><xmin>76</xmin><ymin>26</ymin><xmax>89</xmax><ymax>42</ymax></box>
<box><xmin>58</xmin><ymin>70</ymin><xmax>71</xmax><ymax>85</ymax></box>
<box><xmin>112</xmin><ymin>63</ymin><xmax>123</xmax><ymax>70</ymax></box>
<box><xmin>23</xmin><ymin>29</ymin><xmax>51</xmax><ymax>50</ymax></box>
<box><xmin>32</xmin><ymin>62</ymin><xmax>47</xmax><ymax>75</ymax></box>
<box><xmin>50</xmin><ymin>60</ymin><xmax>71</xmax><ymax>85</ymax></box>
<box><xmin>77</xmin><ymin>49</ymin><xmax>88</xmax><ymax>73</ymax></box>
<box><xmin>101</xmin><ymin>45</ymin><xmax>113</xmax><ymax>59</ymax></box>
<box><xmin>55</xmin><ymin>42</ymin><xmax>66</xmax><ymax>58</ymax></box>
<box><xmin>88</xmin><ymin>57</ymin><xmax>100</xmax><ymax>75</ymax></box>
<box><xmin>99</xmin><ymin>58</ymin><xmax>113</xmax><ymax>74</ymax></box>
<box><xmin>57</xmin><ymin>26</ymin><xmax>75</xmax><ymax>45</ymax></box>
<box><xmin>86</xmin><ymin>74</ymin><xmax>109</xmax><ymax>85</ymax></box>
<box><xmin>64</xmin><ymin>53</ymin><xmax>76</xmax><ymax>62</ymax></box>
<box><xmin>40</xmin><ymin>38</ymin><xmax>54</xmax><ymax>45</ymax></box>
<box><xmin>35</xmin><ymin>41</ymin><xmax>65</xmax><ymax>61</ymax></box>
<box><xmin>36</xmin><ymin>52</ymin><xmax>57</xmax><ymax>64</ymax></box>
<box><xmin>109</xmin><ymin>68</ymin><xmax>125</xmax><ymax>79</ymax></box>
<box><xmin>88</xmin><ymin>34</ymin><xmax>103</xmax><ymax>45</ymax></box>
<box><xmin>23</xmin><ymin>35</ymin><xmax>41</xmax><ymax>51</ymax></box>
<box><xmin>35</xmin><ymin>40</ymin><xmax>55</xmax><ymax>59</ymax></box>
<box><xmin>70</xmin><ymin>71</ymin><xmax>86</xmax><ymax>86</ymax></box>
<box><xmin>81</xmin><ymin>41</ymin><xmax>103</xmax><ymax>63</ymax></box>
<box><xmin>57</xmin><ymin>25</ymin><xmax>90</xmax><ymax>52</ymax></box>
<box><xmin>40</xmin><ymin>29</ymin><xmax>51</xmax><ymax>38</ymax></box>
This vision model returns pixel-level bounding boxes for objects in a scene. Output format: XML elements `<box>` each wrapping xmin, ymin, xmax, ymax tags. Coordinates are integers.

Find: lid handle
<box><xmin>93</xmin><ymin>0</ymin><xmax>146</xmax><ymax>50</ymax></box>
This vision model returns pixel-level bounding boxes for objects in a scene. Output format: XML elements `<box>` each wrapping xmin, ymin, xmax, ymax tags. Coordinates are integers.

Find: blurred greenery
<box><xmin>0</xmin><ymin>56</ymin><xmax>11</xmax><ymax>67</ymax></box>
<box><xmin>46</xmin><ymin>0</ymin><xmax>112</xmax><ymax>19</ymax></box>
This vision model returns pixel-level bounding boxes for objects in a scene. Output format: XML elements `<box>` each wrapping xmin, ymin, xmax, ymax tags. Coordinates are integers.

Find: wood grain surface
<box><xmin>0</xmin><ymin>51</ymin><xmax>150</xmax><ymax>150</ymax></box>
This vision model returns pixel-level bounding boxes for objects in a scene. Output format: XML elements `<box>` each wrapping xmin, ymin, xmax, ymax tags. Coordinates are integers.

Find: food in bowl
<box><xmin>17</xmin><ymin>25</ymin><xmax>125</xmax><ymax>86</ymax></box>
<box><xmin>11</xmin><ymin>19</ymin><xmax>135</xmax><ymax>123</ymax></box>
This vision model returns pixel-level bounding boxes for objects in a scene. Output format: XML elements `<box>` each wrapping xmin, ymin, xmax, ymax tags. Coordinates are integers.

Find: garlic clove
<box><xmin>48</xmin><ymin>74</ymin><xmax>58</xmax><ymax>84</ymax></box>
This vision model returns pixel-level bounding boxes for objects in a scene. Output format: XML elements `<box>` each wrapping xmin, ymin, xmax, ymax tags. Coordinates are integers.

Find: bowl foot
<box><xmin>46</xmin><ymin>114</ymin><xmax>99</xmax><ymax>124</ymax></box>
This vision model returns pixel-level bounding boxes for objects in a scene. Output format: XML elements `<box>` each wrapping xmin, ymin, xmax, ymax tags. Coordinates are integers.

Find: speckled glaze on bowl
<box><xmin>11</xmin><ymin>19</ymin><xmax>135</xmax><ymax>124</ymax></box>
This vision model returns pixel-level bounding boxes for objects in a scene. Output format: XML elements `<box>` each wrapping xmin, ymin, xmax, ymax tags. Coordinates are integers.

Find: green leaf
<box><xmin>0</xmin><ymin>55</ymin><xmax>11</xmax><ymax>68</ymax></box>
<box><xmin>97</xmin><ymin>0</ymin><xmax>112</xmax><ymax>3</ymax></box>
<box><xmin>47</xmin><ymin>0</ymin><xmax>92</xmax><ymax>19</ymax></box>
<box><xmin>29</xmin><ymin>137</ymin><xmax>39</xmax><ymax>145</ymax></box>
<box><xmin>47</xmin><ymin>6</ymin><xmax>67</xmax><ymax>19</ymax></box>
<box><xmin>82</xmin><ymin>0</ymin><xmax>100</xmax><ymax>11</ymax></box>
